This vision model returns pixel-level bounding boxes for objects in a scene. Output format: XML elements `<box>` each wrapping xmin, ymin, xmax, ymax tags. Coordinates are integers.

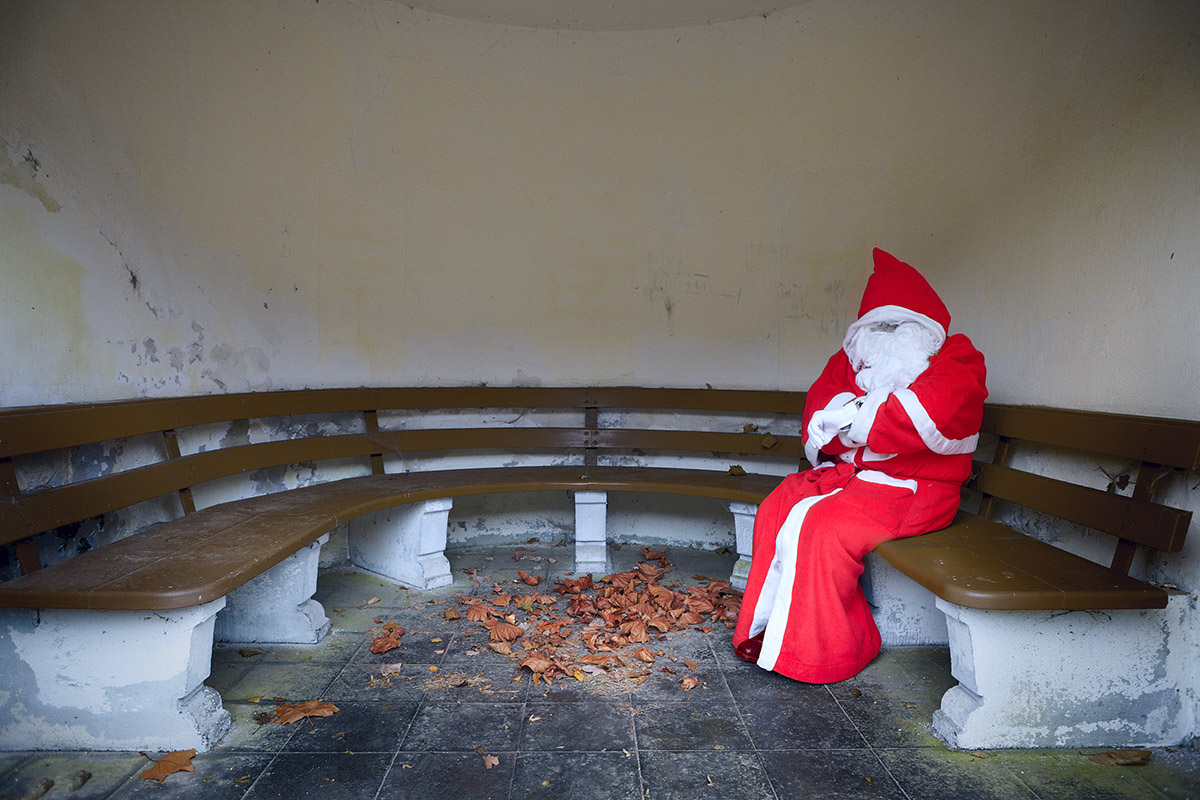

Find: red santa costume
<box><xmin>732</xmin><ymin>248</ymin><xmax>987</xmax><ymax>683</ymax></box>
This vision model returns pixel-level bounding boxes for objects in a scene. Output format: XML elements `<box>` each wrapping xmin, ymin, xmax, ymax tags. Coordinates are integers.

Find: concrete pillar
<box><xmin>860</xmin><ymin>552</ymin><xmax>949</xmax><ymax>646</ymax></box>
<box><xmin>214</xmin><ymin>534</ymin><xmax>331</xmax><ymax>644</ymax></box>
<box><xmin>728</xmin><ymin>501</ymin><xmax>757</xmax><ymax>591</ymax></box>
<box><xmin>574</xmin><ymin>491</ymin><xmax>608</xmax><ymax>574</ymax></box>
<box><xmin>932</xmin><ymin>590</ymin><xmax>1196</xmax><ymax>749</ymax></box>
<box><xmin>0</xmin><ymin>598</ymin><xmax>230</xmax><ymax>752</ymax></box>
<box><xmin>347</xmin><ymin>499</ymin><xmax>454</xmax><ymax>589</ymax></box>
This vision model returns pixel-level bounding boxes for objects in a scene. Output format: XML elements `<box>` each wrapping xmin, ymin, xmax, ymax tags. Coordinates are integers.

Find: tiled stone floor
<box><xmin>2</xmin><ymin>543</ymin><xmax>1198</xmax><ymax>799</ymax></box>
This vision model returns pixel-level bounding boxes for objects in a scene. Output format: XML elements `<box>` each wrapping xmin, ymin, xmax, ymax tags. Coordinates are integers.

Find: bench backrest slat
<box><xmin>970</xmin><ymin>462</ymin><xmax>1191</xmax><ymax>553</ymax></box>
<box><xmin>0</xmin><ymin>424</ymin><xmax>804</xmax><ymax>547</ymax></box>
<box><xmin>982</xmin><ymin>405</ymin><xmax>1200</xmax><ymax>471</ymax></box>
<box><xmin>0</xmin><ymin>387</ymin><xmax>808</xmax><ymax>459</ymax></box>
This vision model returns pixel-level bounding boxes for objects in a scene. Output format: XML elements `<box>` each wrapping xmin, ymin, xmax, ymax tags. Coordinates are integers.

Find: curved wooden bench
<box><xmin>1</xmin><ymin>387</ymin><xmax>1196</xmax><ymax>752</ymax></box>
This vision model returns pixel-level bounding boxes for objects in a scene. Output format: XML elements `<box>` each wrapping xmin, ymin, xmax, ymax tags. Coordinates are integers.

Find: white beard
<box><xmin>845</xmin><ymin>322</ymin><xmax>939</xmax><ymax>394</ymax></box>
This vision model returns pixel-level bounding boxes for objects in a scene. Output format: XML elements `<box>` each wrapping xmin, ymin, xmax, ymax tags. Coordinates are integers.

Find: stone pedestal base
<box><xmin>214</xmin><ymin>534</ymin><xmax>331</xmax><ymax>644</ymax></box>
<box><xmin>933</xmin><ymin>591</ymin><xmax>1196</xmax><ymax>749</ymax></box>
<box><xmin>0</xmin><ymin>599</ymin><xmax>230</xmax><ymax>752</ymax></box>
<box><xmin>348</xmin><ymin>499</ymin><xmax>454</xmax><ymax>589</ymax></box>
<box><xmin>574</xmin><ymin>491</ymin><xmax>609</xmax><ymax>574</ymax></box>
<box><xmin>728</xmin><ymin>501</ymin><xmax>757</xmax><ymax>591</ymax></box>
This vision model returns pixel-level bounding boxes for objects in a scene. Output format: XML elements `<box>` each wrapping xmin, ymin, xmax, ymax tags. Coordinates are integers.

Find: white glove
<box><xmin>806</xmin><ymin>398</ymin><xmax>862</xmax><ymax>454</ymax></box>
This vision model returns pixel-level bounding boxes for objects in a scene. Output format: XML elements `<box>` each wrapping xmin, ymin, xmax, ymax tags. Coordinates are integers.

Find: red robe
<box><xmin>732</xmin><ymin>334</ymin><xmax>987</xmax><ymax>682</ymax></box>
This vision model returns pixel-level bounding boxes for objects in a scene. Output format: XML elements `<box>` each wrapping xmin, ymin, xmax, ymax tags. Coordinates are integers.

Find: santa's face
<box><xmin>845</xmin><ymin>320</ymin><xmax>939</xmax><ymax>393</ymax></box>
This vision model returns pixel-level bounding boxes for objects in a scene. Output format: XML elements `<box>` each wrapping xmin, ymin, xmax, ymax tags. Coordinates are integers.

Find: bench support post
<box><xmin>0</xmin><ymin>598</ymin><xmax>230</xmax><ymax>752</ymax></box>
<box><xmin>574</xmin><ymin>491</ymin><xmax>609</xmax><ymax>574</ymax></box>
<box><xmin>860</xmin><ymin>553</ymin><xmax>949</xmax><ymax>646</ymax></box>
<box><xmin>347</xmin><ymin>499</ymin><xmax>454</xmax><ymax>589</ymax></box>
<box><xmin>728</xmin><ymin>501</ymin><xmax>757</xmax><ymax>591</ymax></box>
<box><xmin>214</xmin><ymin>534</ymin><xmax>331</xmax><ymax>644</ymax></box>
<box><xmin>932</xmin><ymin>591</ymin><xmax>1196</xmax><ymax>749</ymax></box>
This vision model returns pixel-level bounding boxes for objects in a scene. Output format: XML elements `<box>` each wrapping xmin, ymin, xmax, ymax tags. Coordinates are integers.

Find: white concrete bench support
<box><xmin>728</xmin><ymin>501</ymin><xmax>757</xmax><ymax>591</ymax></box>
<box><xmin>347</xmin><ymin>499</ymin><xmax>454</xmax><ymax>589</ymax></box>
<box><xmin>214</xmin><ymin>534</ymin><xmax>331</xmax><ymax>644</ymax></box>
<box><xmin>932</xmin><ymin>591</ymin><xmax>1196</xmax><ymax>749</ymax></box>
<box><xmin>574</xmin><ymin>490</ymin><xmax>609</xmax><ymax>574</ymax></box>
<box><xmin>860</xmin><ymin>552</ymin><xmax>949</xmax><ymax>646</ymax></box>
<box><xmin>0</xmin><ymin>598</ymin><xmax>230</xmax><ymax>752</ymax></box>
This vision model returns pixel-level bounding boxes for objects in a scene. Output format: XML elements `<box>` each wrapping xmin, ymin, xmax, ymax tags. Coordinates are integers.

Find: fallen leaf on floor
<box><xmin>69</xmin><ymin>770</ymin><xmax>92</xmax><ymax>791</ymax></box>
<box><xmin>247</xmin><ymin>696</ymin><xmax>264</xmax><ymax>703</ymax></box>
<box><xmin>633</xmin><ymin>647</ymin><xmax>656</xmax><ymax>664</ymax></box>
<box><xmin>641</xmin><ymin>546</ymin><xmax>665</xmax><ymax>560</ymax></box>
<box><xmin>370</xmin><ymin>624</ymin><xmax>406</xmax><ymax>654</ymax></box>
<box><xmin>357</xmin><ymin>596</ymin><xmax>382</xmax><ymax>609</ymax></box>
<box><xmin>850</xmin><ymin>688</ymin><xmax>862</xmax><ymax>697</ymax></box>
<box><xmin>1089</xmin><ymin>749</ymin><xmax>1152</xmax><ymax>766</ymax></box>
<box><xmin>518</xmin><ymin>570</ymin><xmax>542</xmax><ymax>586</ymax></box>
<box><xmin>969</xmin><ymin>751</ymin><xmax>990</xmax><ymax>759</ymax></box>
<box><xmin>273</xmin><ymin>700</ymin><xmax>340</xmax><ymax>725</ymax></box>
<box><xmin>680</xmin><ymin>676</ymin><xmax>699</xmax><ymax>691</ymax></box>
<box><xmin>19</xmin><ymin>777</ymin><xmax>54</xmax><ymax>799</ymax></box>
<box><xmin>444</xmin><ymin>608</ymin><xmax>462</xmax><ymax>621</ymax></box>
<box><xmin>140</xmin><ymin>749</ymin><xmax>196</xmax><ymax>783</ymax></box>
<box><xmin>865</xmin><ymin>776</ymin><xmax>874</xmax><ymax>785</ymax></box>
<box><xmin>727</xmin><ymin>465</ymin><xmax>747</xmax><ymax>476</ymax></box>
<box><xmin>684</xmin><ymin>659</ymin><xmax>698</xmax><ymax>671</ymax></box>
<box><xmin>482</xmin><ymin>754</ymin><xmax>500</xmax><ymax>770</ymax></box>
<box><xmin>238</xmin><ymin>649</ymin><xmax>263</xmax><ymax>658</ymax></box>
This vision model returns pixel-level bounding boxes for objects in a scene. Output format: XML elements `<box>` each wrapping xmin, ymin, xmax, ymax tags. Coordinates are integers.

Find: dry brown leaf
<box><xmin>238</xmin><ymin>649</ymin><xmax>263</xmax><ymax>658</ymax></box>
<box><xmin>680</xmin><ymin>676</ymin><xmax>699</xmax><ymax>691</ymax></box>
<box><xmin>370</xmin><ymin>626</ymin><xmax>406</xmax><ymax>654</ymax></box>
<box><xmin>518</xmin><ymin>570</ymin><xmax>542</xmax><ymax>586</ymax></box>
<box><xmin>1089</xmin><ymin>749</ymin><xmax>1152</xmax><ymax>767</ymax></box>
<box><xmin>140</xmin><ymin>750</ymin><xmax>196</xmax><ymax>783</ymax></box>
<box><xmin>727</xmin><ymin>464</ymin><xmax>747</xmax><ymax>476</ymax></box>
<box><xmin>465</xmin><ymin>604</ymin><xmax>493</xmax><ymax>622</ymax></box>
<box><xmin>489</xmin><ymin>621</ymin><xmax>524</xmax><ymax>642</ymax></box>
<box><xmin>519</xmin><ymin>654</ymin><xmax>555</xmax><ymax>674</ymax></box>
<box><xmin>641</xmin><ymin>546</ymin><xmax>666</xmax><ymax>560</ymax></box>
<box><xmin>489</xmin><ymin>641</ymin><xmax>513</xmax><ymax>655</ymax></box>
<box><xmin>482</xmin><ymin>754</ymin><xmax>500</xmax><ymax>770</ymax></box>
<box><xmin>443</xmin><ymin>608</ymin><xmax>462</xmax><ymax>621</ymax></box>
<box><xmin>684</xmin><ymin>659</ymin><xmax>699</xmax><ymax>671</ymax></box>
<box><xmin>274</xmin><ymin>700</ymin><xmax>340</xmax><ymax>725</ymax></box>
<box><xmin>633</xmin><ymin>646</ymin><xmax>656</xmax><ymax>664</ymax></box>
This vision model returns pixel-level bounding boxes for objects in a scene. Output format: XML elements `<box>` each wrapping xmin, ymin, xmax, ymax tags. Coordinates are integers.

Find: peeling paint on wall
<box><xmin>0</xmin><ymin>137</ymin><xmax>61</xmax><ymax>213</ymax></box>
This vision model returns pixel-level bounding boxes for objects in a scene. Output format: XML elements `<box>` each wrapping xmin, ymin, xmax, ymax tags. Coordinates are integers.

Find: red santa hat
<box><xmin>842</xmin><ymin>248</ymin><xmax>950</xmax><ymax>353</ymax></box>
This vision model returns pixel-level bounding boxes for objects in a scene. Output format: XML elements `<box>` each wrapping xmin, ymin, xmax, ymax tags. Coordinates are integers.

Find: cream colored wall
<box><xmin>1</xmin><ymin>0</ymin><xmax>1197</xmax><ymax>419</ymax></box>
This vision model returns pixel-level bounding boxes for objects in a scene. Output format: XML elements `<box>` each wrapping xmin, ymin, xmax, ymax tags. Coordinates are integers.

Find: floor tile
<box><xmin>241</xmin><ymin>752</ymin><xmax>391</xmax><ymax>800</ymax></box>
<box><xmin>520</xmin><ymin>701</ymin><xmax>634</xmax><ymax>752</ymax></box>
<box><xmin>221</xmin><ymin>660</ymin><xmax>345</xmax><ymax>703</ymax></box>
<box><xmin>109</xmin><ymin>751</ymin><xmax>274</xmax><ymax>799</ymax></box>
<box><xmin>282</xmin><ymin>701</ymin><xmax>420</xmax><ymax>753</ymax></box>
<box><xmin>995</xmin><ymin>749</ymin><xmax>1177</xmax><ymax>800</ymax></box>
<box><xmin>761</xmin><ymin>749</ymin><xmax>905</xmax><ymax>799</ymax></box>
<box><xmin>380</xmin><ymin>751</ymin><xmax>514</xmax><ymax>800</ymax></box>
<box><xmin>321</xmin><ymin>662</ymin><xmax>435</xmax><ymax>703</ymax></box>
<box><xmin>0</xmin><ymin>752</ymin><xmax>146</xmax><ymax>800</ymax></box>
<box><xmin>350</xmin><ymin>628</ymin><xmax>455</xmax><ymax>665</ymax></box>
<box><xmin>640</xmin><ymin>751</ymin><xmax>775</xmax><ymax>800</ymax></box>
<box><xmin>634</xmin><ymin>699</ymin><xmax>754</xmax><ymax>752</ymax></box>
<box><xmin>875</xmin><ymin>748</ymin><xmax>1039</xmax><ymax>800</ymax></box>
<box><xmin>400</xmin><ymin>702</ymin><xmax>525</xmax><ymax>753</ymax></box>
<box><xmin>217</xmin><ymin>702</ymin><xmax>300</xmax><ymax>752</ymax></box>
<box><xmin>510</xmin><ymin>751</ymin><xmax>643</xmax><ymax>800</ymax></box>
<box><xmin>740</xmin><ymin>698</ymin><xmax>867</xmax><ymax>750</ymax></box>
<box><xmin>831</xmin><ymin>679</ymin><xmax>945</xmax><ymax>749</ymax></box>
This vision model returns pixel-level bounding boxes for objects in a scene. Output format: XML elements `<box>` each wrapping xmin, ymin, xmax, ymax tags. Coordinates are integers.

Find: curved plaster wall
<box><xmin>0</xmin><ymin>0</ymin><xmax>1197</xmax><ymax>420</ymax></box>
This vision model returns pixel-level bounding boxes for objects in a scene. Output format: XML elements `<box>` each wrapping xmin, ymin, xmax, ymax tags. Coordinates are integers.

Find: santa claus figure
<box><xmin>732</xmin><ymin>248</ymin><xmax>987</xmax><ymax>683</ymax></box>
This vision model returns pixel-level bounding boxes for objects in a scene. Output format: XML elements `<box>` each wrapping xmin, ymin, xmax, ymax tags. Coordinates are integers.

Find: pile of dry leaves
<box><xmin>371</xmin><ymin>547</ymin><xmax>740</xmax><ymax>693</ymax></box>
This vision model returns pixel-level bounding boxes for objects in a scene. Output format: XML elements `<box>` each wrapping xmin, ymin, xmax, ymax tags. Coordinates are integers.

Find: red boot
<box><xmin>735</xmin><ymin>632</ymin><xmax>764</xmax><ymax>664</ymax></box>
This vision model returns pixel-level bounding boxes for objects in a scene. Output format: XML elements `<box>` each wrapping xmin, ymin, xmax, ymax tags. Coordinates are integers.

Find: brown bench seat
<box><xmin>0</xmin><ymin>465</ymin><xmax>782</xmax><ymax>611</ymax></box>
